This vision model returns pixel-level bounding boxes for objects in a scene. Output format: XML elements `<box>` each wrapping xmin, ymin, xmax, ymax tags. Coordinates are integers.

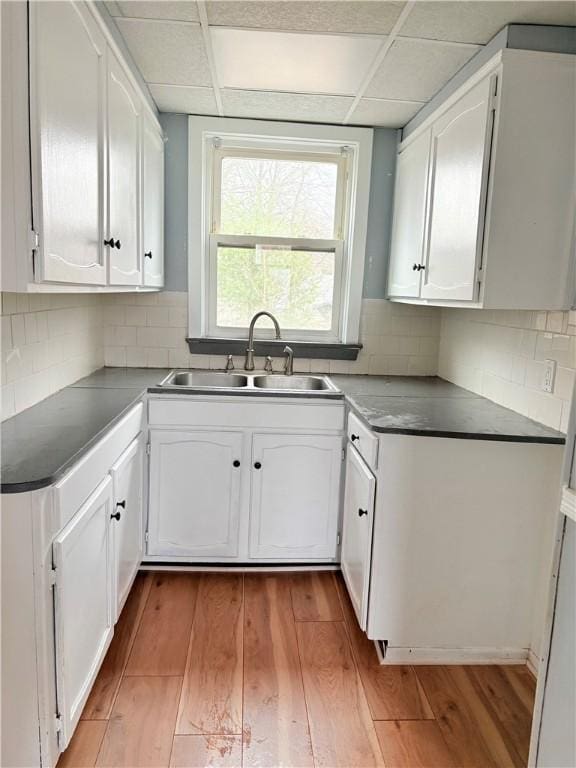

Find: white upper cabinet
<box><xmin>2</xmin><ymin>0</ymin><xmax>164</xmax><ymax>293</ymax></box>
<box><xmin>422</xmin><ymin>76</ymin><xmax>493</xmax><ymax>302</ymax></box>
<box><xmin>142</xmin><ymin>112</ymin><xmax>165</xmax><ymax>287</ymax></box>
<box><xmin>107</xmin><ymin>51</ymin><xmax>141</xmax><ymax>286</ymax></box>
<box><xmin>388</xmin><ymin>128</ymin><xmax>431</xmax><ymax>299</ymax></box>
<box><xmin>30</xmin><ymin>1</ymin><xmax>106</xmax><ymax>285</ymax></box>
<box><xmin>249</xmin><ymin>433</ymin><xmax>342</xmax><ymax>560</ymax></box>
<box><xmin>387</xmin><ymin>49</ymin><xmax>576</xmax><ymax>310</ymax></box>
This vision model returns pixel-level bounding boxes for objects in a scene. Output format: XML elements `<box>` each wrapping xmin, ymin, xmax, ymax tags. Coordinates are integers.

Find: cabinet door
<box><xmin>107</xmin><ymin>51</ymin><xmax>141</xmax><ymax>286</ymax></box>
<box><xmin>31</xmin><ymin>1</ymin><xmax>106</xmax><ymax>285</ymax></box>
<box><xmin>250</xmin><ymin>434</ymin><xmax>342</xmax><ymax>560</ymax></box>
<box><xmin>148</xmin><ymin>430</ymin><xmax>243</xmax><ymax>558</ymax></box>
<box><xmin>422</xmin><ymin>75</ymin><xmax>494</xmax><ymax>302</ymax></box>
<box><xmin>388</xmin><ymin>129</ymin><xmax>431</xmax><ymax>298</ymax></box>
<box><xmin>142</xmin><ymin>113</ymin><xmax>164</xmax><ymax>287</ymax></box>
<box><xmin>110</xmin><ymin>438</ymin><xmax>144</xmax><ymax>621</ymax></box>
<box><xmin>53</xmin><ymin>476</ymin><xmax>114</xmax><ymax>749</ymax></box>
<box><xmin>341</xmin><ymin>446</ymin><xmax>375</xmax><ymax>631</ymax></box>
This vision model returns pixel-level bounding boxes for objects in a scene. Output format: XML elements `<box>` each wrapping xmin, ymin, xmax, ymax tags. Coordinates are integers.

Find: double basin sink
<box><xmin>159</xmin><ymin>370</ymin><xmax>340</xmax><ymax>395</ymax></box>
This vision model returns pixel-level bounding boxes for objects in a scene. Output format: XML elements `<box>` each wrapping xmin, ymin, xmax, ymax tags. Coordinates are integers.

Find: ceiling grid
<box><xmin>106</xmin><ymin>0</ymin><xmax>576</xmax><ymax>127</ymax></box>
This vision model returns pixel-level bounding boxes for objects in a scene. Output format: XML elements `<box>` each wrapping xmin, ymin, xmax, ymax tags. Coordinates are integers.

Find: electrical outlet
<box><xmin>542</xmin><ymin>359</ymin><xmax>557</xmax><ymax>393</ymax></box>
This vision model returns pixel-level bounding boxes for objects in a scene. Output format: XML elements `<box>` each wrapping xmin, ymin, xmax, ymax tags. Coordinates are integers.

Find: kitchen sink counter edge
<box><xmin>1</xmin><ymin>367</ymin><xmax>565</xmax><ymax>494</ymax></box>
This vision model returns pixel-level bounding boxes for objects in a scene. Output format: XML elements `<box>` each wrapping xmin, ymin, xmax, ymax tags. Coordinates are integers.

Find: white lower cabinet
<box><xmin>52</xmin><ymin>476</ymin><xmax>114</xmax><ymax>749</ymax></box>
<box><xmin>341</xmin><ymin>445</ymin><xmax>376</xmax><ymax>631</ymax></box>
<box><xmin>146</xmin><ymin>399</ymin><xmax>345</xmax><ymax>563</ymax></box>
<box><xmin>110</xmin><ymin>437</ymin><xmax>144</xmax><ymax>620</ymax></box>
<box><xmin>340</xmin><ymin>421</ymin><xmax>565</xmax><ymax>665</ymax></box>
<box><xmin>250</xmin><ymin>433</ymin><xmax>342</xmax><ymax>560</ymax></box>
<box><xmin>148</xmin><ymin>430</ymin><xmax>243</xmax><ymax>558</ymax></box>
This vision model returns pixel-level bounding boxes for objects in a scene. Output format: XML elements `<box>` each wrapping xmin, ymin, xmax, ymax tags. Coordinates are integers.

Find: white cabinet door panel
<box><xmin>388</xmin><ymin>129</ymin><xmax>431</xmax><ymax>298</ymax></box>
<box><xmin>110</xmin><ymin>437</ymin><xmax>144</xmax><ymax>620</ymax></box>
<box><xmin>422</xmin><ymin>75</ymin><xmax>494</xmax><ymax>302</ymax></box>
<box><xmin>341</xmin><ymin>446</ymin><xmax>375</xmax><ymax>630</ymax></box>
<box><xmin>107</xmin><ymin>52</ymin><xmax>141</xmax><ymax>286</ymax></box>
<box><xmin>142</xmin><ymin>113</ymin><xmax>164</xmax><ymax>287</ymax></box>
<box><xmin>31</xmin><ymin>1</ymin><xmax>106</xmax><ymax>285</ymax></box>
<box><xmin>148</xmin><ymin>430</ymin><xmax>243</xmax><ymax>558</ymax></box>
<box><xmin>53</xmin><ymin>476</ymin><xmax>114</xmax><ymax>749</ymax></box>
<box><xmin>249</xmin><ymin>434</ymin><xmax>342</xmax><ymax>560</ymax></box>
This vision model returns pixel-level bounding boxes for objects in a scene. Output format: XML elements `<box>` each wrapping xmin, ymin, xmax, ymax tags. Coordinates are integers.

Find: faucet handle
<box><xmin>283</xmin><ymin>345</ymin><xmax>294</xmax><ymax>376</ymax></box>
<box><xmin>225</xmin><ymin>354</ymin><xmax>234</xmax><ymax>372</ymax></box>
<box><xmin>264</xmin><ymin>356</ymin><xmax>273</xmax><ymax>373</ymax></box>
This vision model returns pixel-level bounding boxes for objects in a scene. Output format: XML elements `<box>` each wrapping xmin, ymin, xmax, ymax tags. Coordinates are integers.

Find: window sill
<box><xmin>186</xmin><ymin>337</ymin><xmax>362</xmax><ymax>361</ymax></box>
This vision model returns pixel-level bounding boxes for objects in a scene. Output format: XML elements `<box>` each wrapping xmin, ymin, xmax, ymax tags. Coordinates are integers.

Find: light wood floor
<box><xmin>58</xmin><ymin>571</ymin><xmax>536</xmax><ymax>768</ymax></box>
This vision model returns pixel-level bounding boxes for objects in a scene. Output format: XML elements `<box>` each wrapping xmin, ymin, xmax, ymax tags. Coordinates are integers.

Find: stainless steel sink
<box><xmin>253</xmin><ymin>375</ymin><xmax>331</xmax><ymax>391</ymax></box>
<box><xmin>165</xmin><ymin>371</ymin><xmax>248</xmax><ymax>388</ymax></box>
<box><xmin>158</xmin><ymin>370</ymin><xmax>339</xmax><ymax>396</ymax></box>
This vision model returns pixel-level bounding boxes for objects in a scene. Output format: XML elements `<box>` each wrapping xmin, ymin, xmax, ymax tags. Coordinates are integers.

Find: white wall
<box><xmin>1</xmin><ymin>293</ymin><xmax>104</xmax><ymax>419</ymax></box>
<box><xmin>103</xmin><ymin>292</ymin><xmax>441</xmax><ymax>376</ymax></box>
<box><xmin>439</xmin><ymin>308</ymin><xmax>575</xmax><ymax>432</ymax></box>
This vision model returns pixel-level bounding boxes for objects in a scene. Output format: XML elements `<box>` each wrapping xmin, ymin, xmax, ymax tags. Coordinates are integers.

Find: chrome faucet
<box><xmin>244</xmin><ymin>311</ymin><xmax>281</xmax><ymax>371</ymax></box>
<box><xmin>283</xmin><ymin>345</ymin><xmax>294</xmax><ymax>376</ymax></box>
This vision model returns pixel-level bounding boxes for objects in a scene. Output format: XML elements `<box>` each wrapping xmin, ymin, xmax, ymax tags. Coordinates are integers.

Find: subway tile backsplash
<box><xmin>439</xmin><ymin>308</ymin><xmax>576</xmax><ymax>432</ymax></box>
<box><xmin>2</xmin><ymin>288</ymin><xmax>572</xmax><ymax>435</ymax></box>
<box><xmin>1</xmin><ymin>293</ymin><xmax>104</xmax><ymax>419</ymax></box>
<box><xmin>102</xmin><ymin>292</ymin><xmax>441</xmax><ymax>378</ymax></box>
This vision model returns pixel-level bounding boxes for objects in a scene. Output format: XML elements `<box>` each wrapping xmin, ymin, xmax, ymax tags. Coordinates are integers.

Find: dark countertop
<box><xmin>1</xmin><ymin>368</ymin><xmax>169</xmax><ymax>494</ymax></box>
<box><xmin>1</xmin><ymin>369</ymin><xmax>564</xmax><ymax>494</ymax></box>
<box><xmin>330</xmin><ymin>375</ymin><xmax>566</xmax><ymax>444</ymax></box>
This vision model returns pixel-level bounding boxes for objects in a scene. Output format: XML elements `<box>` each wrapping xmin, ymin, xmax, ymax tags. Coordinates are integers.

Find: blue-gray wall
<box><xmin>160</xmin><ymin>113</ymin><xmax>189</xmax><ymax>291</ymax></box>
<box><xmin>363</xmin><ymin>129</ymin><xmax>397</xmax><ymax>298</ymax></box>
<box><xmin>159</xmin><ymin>113</ymin><xmax>397</xmax><ymax>298</ymax></box>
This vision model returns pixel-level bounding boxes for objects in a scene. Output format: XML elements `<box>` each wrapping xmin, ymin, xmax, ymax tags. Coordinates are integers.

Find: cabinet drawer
<box><xmin>149</xmin><ymin>397</ymin><xmax>344</xmax><ymax>432</ymax></box>
<box><xmin>54</xmin><ymin>402</ymin><xmax>144</xmax><ymax>530</ymax></box>
<box><xmin>347</xmin><ymin>412</ymin><xmax>378</xmax><ymax>471</ymax></box>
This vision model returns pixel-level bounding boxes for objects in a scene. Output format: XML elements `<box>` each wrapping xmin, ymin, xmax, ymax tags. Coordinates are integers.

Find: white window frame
<box><xmin>188</xmin><ymin>116</ymin><xmax>373</xmax><ymax>344</ymax></box>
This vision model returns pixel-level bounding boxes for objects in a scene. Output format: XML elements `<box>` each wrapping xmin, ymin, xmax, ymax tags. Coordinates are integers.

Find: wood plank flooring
<box><xmin>59</xmin><ymin>571</ymin><xmax>536</xmax><ymax>768</ymax></box>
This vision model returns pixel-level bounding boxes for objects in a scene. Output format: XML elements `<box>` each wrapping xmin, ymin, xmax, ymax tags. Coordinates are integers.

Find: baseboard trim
<box><xmin>527</xmin><ymin>648</ymin><xmax>540</xmax><ymax>677</ymax></box>
<box><xmin>139</xmin><ymin>563</ymin><xmax>340</xmax><ymax>573</ymax></box>
<box><xmin>377</xmin><ymin>645</ymin><xmax>530</xmax><ymax>665</ymax></box>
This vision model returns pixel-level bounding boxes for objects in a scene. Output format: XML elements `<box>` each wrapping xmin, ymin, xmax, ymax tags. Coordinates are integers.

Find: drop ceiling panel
<box><xmin>149</xmin><ymin>84</ymin><xmax>218</xmax><ymax>114</ymax></box>
<box><xmin>366</xmin><ymin>38</ymin><xmax>480</xmax><ymax>101</ymax></box>
<box><xmin>350</xmin><ymin>98</ymin><xmax>425</xmax><ymax>127</ymax></box>
<box><xmin>222</xmin><ymin>90</ymin><xmax>354</xmax><ymax>123</ymax></box>
<box><xmin>114</xmin><ymin>18</ymin><xmax>211</xmax><ymax>86</ymax></box>
<box><xmin>206</xmin><ymin>0</ymin><xmax>405</xmax><ymax>35</ymax></box>
<box><xmin>115</xmin><ymin>2</ymin><xmax>200</xmax><ymax>22</ymax></box>
<box><xmin>402</xmin><ymin>1</ymin><xmax>576</xmax><ymax>44</ymax></box>
<box><xmin>211</xmin><ymin>28</ymin><xmax>384</xmax><ymax>95</ymax></box>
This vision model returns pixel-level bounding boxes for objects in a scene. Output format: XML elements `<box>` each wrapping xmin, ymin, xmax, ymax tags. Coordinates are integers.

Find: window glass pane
<box><xmin>219</xmin><ymin>156</ymin><xmax>339</xmax><ymax>238</ymax></box>
<box><xmin>216</xmin><ymin>246</ymin><xmax>335</xmax><ymax>331</ymax></box>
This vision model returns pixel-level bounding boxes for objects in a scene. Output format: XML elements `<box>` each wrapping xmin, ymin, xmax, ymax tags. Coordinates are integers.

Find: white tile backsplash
<box><xmin>1</xmin><ymin>293</ymin><xmax>104</xmax><ymax>420</ymax></box>
<box><xmin>102</xmin><ymin>292</ymin><xmax>442</xmax><ymax>377</ymax></box>
<box><xmin>439</xmin><ymin>308</ymin><xmax>576</xmax><ymax>432</ymax></box>
<box><xmin>4</xmin><ymin>286</ymin><xmax>571</xmax><ymax>435</ymax></box>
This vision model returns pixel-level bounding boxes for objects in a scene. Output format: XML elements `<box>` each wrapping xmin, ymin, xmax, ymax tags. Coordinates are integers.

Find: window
<box><xmin>189</xmin><ymin>117</ymin><xmax>373</xmax><ymax>345</ymax></box>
